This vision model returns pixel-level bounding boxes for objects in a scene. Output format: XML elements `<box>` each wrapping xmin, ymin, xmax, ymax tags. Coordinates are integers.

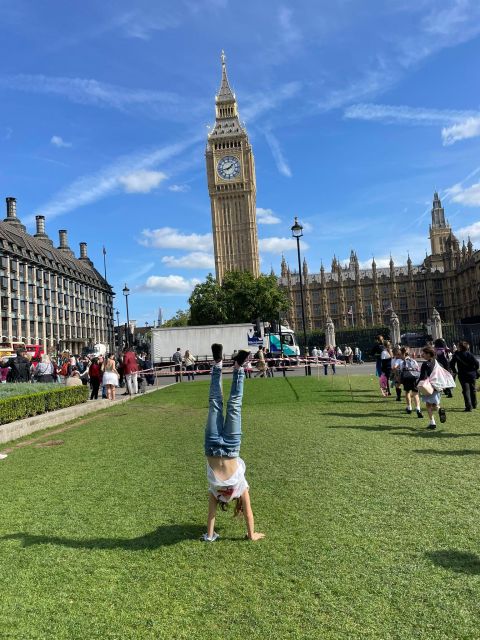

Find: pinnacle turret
<box><xmin>216</xmin><ymin>50</ymin><xmax>236</xmax><ymax>104</ymax></box>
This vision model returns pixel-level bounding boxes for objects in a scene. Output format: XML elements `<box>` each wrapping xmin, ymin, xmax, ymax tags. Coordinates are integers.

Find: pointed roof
<box><xmin>216</xmin><ymin>50</ymin><xmax>235</xmax><ymax>103</ymax></box>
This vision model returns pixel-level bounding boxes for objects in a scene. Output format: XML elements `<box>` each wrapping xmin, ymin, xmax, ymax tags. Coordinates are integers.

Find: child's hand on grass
<box><xmin>247</xmin><ymin>532</ymin><xmax>265</xmax><ymax>541</ymax></box>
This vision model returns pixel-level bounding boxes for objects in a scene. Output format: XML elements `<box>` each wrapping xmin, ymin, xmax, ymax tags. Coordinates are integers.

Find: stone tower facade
<box><xmin>206</xmin><ymin>52</ymin><xmax>260</xmax><ymax>282</ymax></box>
<box><xmin>429</xmin><ymin>191</ymin><xmax>452</xmax><ymax>268</ymax></box>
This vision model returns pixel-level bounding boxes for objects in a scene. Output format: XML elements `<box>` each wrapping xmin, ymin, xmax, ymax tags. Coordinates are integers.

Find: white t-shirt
<box><xmin>207</xmin><ymin>457</ymin><xmax>249</xmax><ymax>503</ymax></box>
<box><xmin>392</xmin><ymin>357</ymin><xmax>403</xmax><ymax>369</ymax></box>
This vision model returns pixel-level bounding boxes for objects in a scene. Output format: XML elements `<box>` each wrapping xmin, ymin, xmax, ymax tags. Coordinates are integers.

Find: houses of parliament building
<box><xmin>279</xmin><ymin>191</ymin><xmax>480</xmax><ymax>331</ymax></box>
<box><xmin>206</xmin><ymin>54</ymin><xmax>480</xmax><ymax>331</ymax></box>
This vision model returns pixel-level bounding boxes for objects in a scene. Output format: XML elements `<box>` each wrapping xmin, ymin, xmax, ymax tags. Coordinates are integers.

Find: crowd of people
<box><xmin>371</xmin><ymin>334</ymin><xmax>479</xmax><ymax>429</ymax></box>
<box><xmin>0</xmin><ymin>347</ymin><xmax>156</xmax><ymax>401</ymax></box>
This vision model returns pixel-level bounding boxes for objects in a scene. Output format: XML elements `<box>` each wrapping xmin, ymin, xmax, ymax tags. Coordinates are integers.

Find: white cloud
<box><xmin>259</xmin><ymin>237</ymin><xmax>309</xmax><ymax>253</ymax></box>
<box><xmin>140</xmin><ymin>227</ymin><xmax>213</xmax><ymax>252</ymax></box>
<box><xmin>264</xmin><ymin>130</ymin><xmax>292</xmax><ymax>178</ymax></box>
<box><xmin>241</xmin><ymin>81</ymin><xmax>301</xmax><ymax>123</ymax></box>
<box><xmin>256</xmin><ymin>207</ymin><xmax>281</xmax><ymax>224</ymax></box>
<box><xmin>456</xmin><ymin>221</ymin><xmax>480</xmax><ymax>243</ymax></box>
<box><xmin>345</xmin><ymin>103</ymin><xmax>480</xmax><ymax>146</ymax></box>
<box><xmin>118</xmin><ymin>170</ymin><xmax>166</xmax><ymax>193</ymax></box>
<box><xmin>141</xmin><ymin>275</ymin><xmax>201</xmax><ymax>294</ymax></box>
<box><xmin>168</xmin><ymin>183</ymin><xmax>190</xmax><ymax>193</ymax></box>
<box><xmin>1</xmin><ymin>74</ymin><xmax>182</xmax><ymax>118</ymax></box>
<box><xmin>450</xmin><ymin>182</ymin><xmax>480</xmax><ymax>206</ymax></box>
<box><xmin>32</xmin><ymin>138</ymin><xmax>196</xmax><ymax>220</ymax></box>
<box><xmin>278</xmin><ymin>6</ymin><xmax>301</xmax><ymax>46</ymax></box>
<box><xmin>344</xmin><ymin>103</ymin><xmax>476</xmax><ymax>126</ymax></box>
<box><xmin>442</xmin><ymin>117</ymin><xmax>480</xmax><ymax>145</ymax></box>
<box><xmin>50</xmin><ymin>135</ymin><xmax>72</xmax><ymax>148</ymax></box>
<box><xmin>161</xmin><ymin>252</ymin><xmax>214</xmax><ymax>269</ymax></box>
<box><xmin>5</xmin><ymin>127</ymin><xmax>13</xmax><ymax>140</ymax></box>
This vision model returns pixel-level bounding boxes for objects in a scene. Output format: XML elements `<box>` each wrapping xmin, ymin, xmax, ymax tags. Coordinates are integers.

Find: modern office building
<box><xmin>0</xmin><ymin>197</ymin><xmax>114</xmax><ymax>353</ymax></box>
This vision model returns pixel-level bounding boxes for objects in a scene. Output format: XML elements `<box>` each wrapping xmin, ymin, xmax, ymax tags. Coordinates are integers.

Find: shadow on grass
<box><xmin>328</xmin><ymin>424</ymin><xmax>417</xmax><ymax>432</ymax></box>
<box><xmin>322</xmin><ymin>411</ymin><xmax>406</xmax><ymax>419</ymax></box>
<box><xmin>413</xmin><ymin>449</ymin><xmax>480</xmax><ymax>456</ymax></box>
<box><xmin>282</xmin><ymin>377</ymin><xmax>300</xmax><ymax>401</ymax></box>
<box><xmin>391</xmin><ymin>431</ymin><xmax>480</xmax><ymax>439</ymax></box>
<box><xmin>0</xmin><ymin>524</ymin><xmax>206</xmax><ymax>550</ymax></box>
<box><xmin>427</xmin><ymin>550</ymin><xmax>480</xmax><ymax>575</ymax></box>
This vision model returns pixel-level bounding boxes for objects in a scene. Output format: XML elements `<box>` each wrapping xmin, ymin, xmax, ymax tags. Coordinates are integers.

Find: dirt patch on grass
<box><xmin>0</xmin><ymin>417</ymin><xmax>94</xmax><ymax>455</ymax></box>
<box><xmin>34</xmin><ymin>440</ymin><xmax>64</xmax><ymax>448</ymax></box>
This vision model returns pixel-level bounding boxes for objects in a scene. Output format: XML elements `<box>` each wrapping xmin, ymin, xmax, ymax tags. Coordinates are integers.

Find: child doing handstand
<box><xmin>202</xmin><ymin>343</ymin><xmax>265</xmax><ymax>542</ymax></box>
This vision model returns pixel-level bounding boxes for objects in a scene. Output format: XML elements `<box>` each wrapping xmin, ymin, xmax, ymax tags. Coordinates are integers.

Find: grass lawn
<box><xmin>0</xmin><ymin>374</ymin><xmax>479</xmax><ymax>639</ymax></box>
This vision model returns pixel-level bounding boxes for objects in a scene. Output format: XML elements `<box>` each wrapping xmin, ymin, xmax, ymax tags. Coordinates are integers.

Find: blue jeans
<box><xmin>204</xmin><ymin>364</ymin><xmax>245</xmax><ymax>458</ymax></box>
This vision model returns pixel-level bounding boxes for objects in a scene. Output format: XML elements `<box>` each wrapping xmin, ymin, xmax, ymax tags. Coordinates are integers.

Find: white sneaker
<box><xmin>200</xmin><ymin>532</ymin><xmax>219</xmax><ymax>542</ymax></box>
<box><xmin>0</xmin><ymin>453</ymin><xmax>8</xmax><ymax>460</ymax></box>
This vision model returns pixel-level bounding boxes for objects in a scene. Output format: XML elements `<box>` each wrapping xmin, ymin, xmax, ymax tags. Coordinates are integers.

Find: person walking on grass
<box><xmin>391</xmin><ymin>346</ymin><xmax>404</xmax><ymax>402</ymax></box>
<box><xmin>450</xmin><ymin>341</ymin><xmax>479</xmax><ymax>412</ymax></box>
<box><xmin>380</xmin><ymin>341</ymin><xmax>393</xmax><ymax>396</ymax></box>
<box><xmin>399</xmin><ymin>347</ymin><xmax>423</xmax><ymax>419</ymax></box>
<box><xmin>434</xmin><ymin>338</ymin><xmax>454</xmax><ymax>398</ymax></box>
<box><xmin>418</xmin><ymin>346</ymin><xmax>446</xmax><ymax>430</ymax></box>
<box><xmin>203</xmin><ymin>344</ymin><xmax>265</xmax><ymax>543</ymax></box>
<box><xmin>371</xmin><ymin>335</ymin><xmax>385</xmax><ymax>377</ymax></box>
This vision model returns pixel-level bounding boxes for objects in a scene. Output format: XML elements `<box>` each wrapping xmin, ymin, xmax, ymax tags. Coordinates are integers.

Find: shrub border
<box><xmin>0</xmin><ymin>385</ymin><xmax>89</xmax><ymax>425</ymax></box>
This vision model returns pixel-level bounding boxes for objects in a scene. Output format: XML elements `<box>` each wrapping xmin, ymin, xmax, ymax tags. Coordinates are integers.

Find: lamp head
<box><xmin>291</xmin><ymin>216</ymin><xmax>303</xmax><ymax>238</ymax></box>
<box><xmin>122</xmin><ymin>284</ymin><xmax>130</xmax><ymax>296</ymax></box>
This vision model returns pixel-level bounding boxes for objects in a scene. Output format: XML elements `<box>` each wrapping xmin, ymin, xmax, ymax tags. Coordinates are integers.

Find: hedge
<box><xmin>0</xmin><ymin>385</ymin><xmax>89</xmax><ymax>425</ymax></box>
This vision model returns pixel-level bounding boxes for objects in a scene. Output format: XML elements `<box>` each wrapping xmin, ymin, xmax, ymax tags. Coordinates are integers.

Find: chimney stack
<box><xmin>79</xmin><ymin>242</ymin><xmax>88</xmax><ymax>259</ymax></box>
<box><xmin>58</xmin><ymin>229</ymin><xmax>69</xmax><ymax>250</ymax></box>
<box><xmin>35</xmin><ymin>215</ymin><xmax>46</xmax><ymax>236</ymax></box>
<box><xmin>6</xmin><ymin>197</ymin><xmax>17</xmax><ymax>218</ymax></box>
<box><xmin>3</xmin><ymin>196</ymin><xmax>26</xmax><ymax>231</ymax></box>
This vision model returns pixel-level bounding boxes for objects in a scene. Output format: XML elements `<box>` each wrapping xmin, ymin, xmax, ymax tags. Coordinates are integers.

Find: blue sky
<box><xmin>2</xmin><ymin>0</ymin><xmax>480</xmax><ymax>325</ymax></box>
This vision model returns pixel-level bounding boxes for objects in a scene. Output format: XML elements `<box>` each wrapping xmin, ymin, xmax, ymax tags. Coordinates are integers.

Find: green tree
<box><xmin>188</xmin><ymin>271</ymin><xmax>290</xmax><ymax>325</ymax></box>
<box><xmin>189</xmin><ymin>274</ymin><xmax>228</xmax><ymax>325</ymax></box>
<box><xmin>162</xmin><ymin>309</ymin><xmax>190</xmax><ymax>327</ymax></box>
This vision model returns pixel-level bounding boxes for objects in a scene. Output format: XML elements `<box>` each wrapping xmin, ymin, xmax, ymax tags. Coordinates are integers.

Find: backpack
<box><xmin>60</xmin><ymin>362</ymin><xmax>69</xmax><ymax>376</ymax></box>
<box><xmin>401</xmin><ymin>358</ymin><xmax>420</xmax><ymax>381</ymax></box>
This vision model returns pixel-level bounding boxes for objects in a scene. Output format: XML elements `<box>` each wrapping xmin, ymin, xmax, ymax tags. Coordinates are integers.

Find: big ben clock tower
<box><xmin>206</xmin><ymin>51</ymin><xmax>260</xmax><ymax>282</ymax></box>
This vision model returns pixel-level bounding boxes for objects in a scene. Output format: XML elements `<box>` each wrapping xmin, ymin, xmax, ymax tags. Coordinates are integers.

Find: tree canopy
<box><xmin>189</xmin><ymin>271</ymin><xmax>290</xmax><ymax>325</ymax></box>
<box><xmin>162</xmin><ymin>309</ymin><xmax>190</xmax><ymax>327</ymax></box>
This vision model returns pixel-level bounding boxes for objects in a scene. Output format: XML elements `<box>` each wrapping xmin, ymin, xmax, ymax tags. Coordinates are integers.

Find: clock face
<box><xmin>217</xmin><ymin>155</ymin><xmax>241</xmax><ymax>180</ymax></box>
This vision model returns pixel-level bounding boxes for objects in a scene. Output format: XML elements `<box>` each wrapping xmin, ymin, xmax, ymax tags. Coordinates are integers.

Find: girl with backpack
<box><xmin>399</xmin><ymin>347</ymin><xmax>423</xmax><ymax>418</ymax></box>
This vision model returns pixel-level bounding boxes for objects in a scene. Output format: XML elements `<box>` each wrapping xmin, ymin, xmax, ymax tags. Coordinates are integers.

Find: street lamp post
<box><xmin>291</xmin><ymin>217</ymin><xmax>310</xmax><ymax>375</ymax></box>
<box><xmin>122</xmin><ymin>284</ymin><xmax>130</xmax><ymax>347</ymax></box>
<box><xmin>115</xmin><ymin>309</ymin><xmax>120</xmax><ymax>349</ymax></box>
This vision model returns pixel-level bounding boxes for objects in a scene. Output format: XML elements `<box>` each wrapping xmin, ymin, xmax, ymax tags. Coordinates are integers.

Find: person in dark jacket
<box><xmin>371</xmin><ymin>335</ymin><xmax>385</xmax><ymax>377</ymax></box>
<box><xmin>434</xmin><ymin>338</ymin><xmax>454</xmax><ymax>398</ymax></box>
<box><xmin>450</xmin><ymin>341</ymin><xmax>479</xmax><ymax>412</ymax></box>
<box><xmin>8</xmin><ymin>349</ymin><xmax>31</xmax><ymax>382</ymax></box>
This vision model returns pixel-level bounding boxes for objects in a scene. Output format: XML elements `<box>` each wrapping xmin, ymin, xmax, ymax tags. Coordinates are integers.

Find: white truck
<box><xmin>151</xmin><ymin>323</ymin><xmax>299</xmax><ymax>363</ymax></box>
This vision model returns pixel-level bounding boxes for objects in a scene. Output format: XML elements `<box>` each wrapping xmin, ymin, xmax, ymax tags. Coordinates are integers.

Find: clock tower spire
<box><xmin>206</xmin><ymin>51</ymin><xmax>260</xmax><ymax>282</ymax></box>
